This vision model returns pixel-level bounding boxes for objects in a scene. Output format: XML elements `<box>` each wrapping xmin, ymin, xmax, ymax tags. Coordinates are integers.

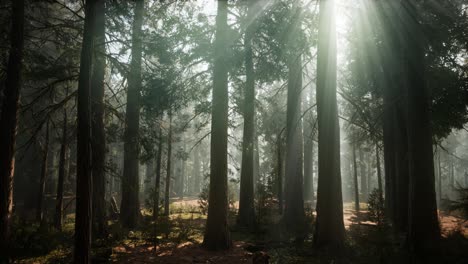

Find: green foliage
<box><xmin>367</xmin><ymin>188</ymin><xmax>385</xmax><ymax>226</ymax></box>
<box><xmin>448</xmin><ymin>187</ymin><xmax>468</xmax><ymax>219</ymax></box>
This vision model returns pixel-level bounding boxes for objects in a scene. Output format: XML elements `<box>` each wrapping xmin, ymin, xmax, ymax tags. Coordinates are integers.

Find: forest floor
<box><xmin>9</xmin><ymin>199</ymin><xmax>468</xmax><ymax>263</ymax></box>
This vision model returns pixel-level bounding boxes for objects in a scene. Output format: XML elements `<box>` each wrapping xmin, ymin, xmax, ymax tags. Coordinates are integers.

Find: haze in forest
<box><xmin>0</xmin><ymin>0</ymin><xmax>467</xmax><ymax>263</ymax></box>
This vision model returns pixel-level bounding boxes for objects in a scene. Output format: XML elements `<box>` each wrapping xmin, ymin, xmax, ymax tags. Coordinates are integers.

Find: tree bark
<box><xmin>359</xmin><ymin>147</ymin><xmax>368</xmax><ymax>202</ymax></box>
<box><xmin>74</xmin><ymin>0</ymin><xmax>96</xmax><ymax>262</ymax></box>
<box><xmin>164</xmin><ymin>113</ymin><xmax>172</xmax><ymax>216</ymax></box>
<box><xmin>403</xmin><ymin>0</ymin><xmax>440</xmax><ymax>252</ymax></box>
<box><xmin>375</xmin><ymin>142</ymin><xmax>383</xmax><ymax>202</ymax></box>
<box><xmin>314</xmin><ymin>0</ymin><xmax>345</xmax><ymax>249</ymax></box>
<box><xmin>283</xmin><ymin>54</ymin><xmax>305</xmax><ymax>232</ymax></box>
<box><xmin>121</xmin><ymin>0</ymin><xmax>144</xmax><ymax>229</ymax></box>
<box><xmin>276</xmin><ymin>135</ymin><xmax>283</xmax><ymax>215</ymax></box>
<box><xmin>153</xmin><ymin>126</ymin><xmax>163</xmax><ymax>220</ymax></box>
<box><xmin>0</xmin><ymin>0</ymin><xmax>24</xmax><ymax>255</ymax></box>
<box><xmin>36</xmin><ymin>120</ymin><xmax>50</xmax><ymax>224</ymax></box>
<box><xmin>202</xmin><ymin>0</ymin><xmax>232</xmax><ymax>250</ymax></box>
<box><xmin>91</xmin><ymin>0</ymin><xmax>107</xmax><ymax>238</ymax></box>
<box><xmin>352</xmin><ymin>144</ymin><xmax>360</xmax><ymax>212</ymax></box>
<box><xmin>55</xmin><ymin>112</ymin><xmax>68</xmax><ymax>230</ymax></box>
<box><xmin>237</xmin><ymin>0</ymin><xmax>256</xmax><ymax>230</ymax></box>
<box><xmin>193</xmin><ymin>144</ymin><xmax>201</xmax><ymax>195</ymax></box>
<box><xmin>303</xmin><ymin>87</ymin><xmax>315</xmax><ymax>204</ymax></box>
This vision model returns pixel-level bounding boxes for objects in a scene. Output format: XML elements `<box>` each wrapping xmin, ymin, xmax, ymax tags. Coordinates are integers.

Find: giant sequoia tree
<box><xmin>313</xmin><ymin>0</ymin><xmax>345</xmax><ymax>248</ymax></box>
<box><xmin>237</xmin><ymin>0</ymin><xmax>257</xmax><ymax>230</ymax></box>
<box><xmin>91</xmin><ymin>0</ymin><xmax>107</xmax><ymax>238</ymax></box>
<box><xmin>0</xmin><ymin>0</ymin><xmax>24</xmax><ymax>256</ymax></box>
<box><xmin>203</xmin><ymin>0</ymin><xmax>232</xmax><ymax>250</ymax></box>
<box><xmin>403</xmin><ymin>0</ymin><xmax>440</xmax><ymax>251</ymax></box>
<box><xmin>121</xmin><ymin>0</ymin><xmax>145</xmax><ymax>229</ymax></box>
<box><xmin>74</xmin><ymin>0</ymin><xmax>96</xmax><ymax>262</ymax></box>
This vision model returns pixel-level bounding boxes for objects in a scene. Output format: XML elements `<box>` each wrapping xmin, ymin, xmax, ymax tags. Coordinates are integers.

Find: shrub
<box><xmin>367</xmin><ymin>188</ymin><xmax>385</xmax><ymax>226</ymax></box>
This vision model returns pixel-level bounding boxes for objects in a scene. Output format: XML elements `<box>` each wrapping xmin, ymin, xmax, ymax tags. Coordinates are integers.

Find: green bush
<box><xmin>367</xmin><ymin>188</ymin><xmax>385</xmax><ymax>226</ymax></box>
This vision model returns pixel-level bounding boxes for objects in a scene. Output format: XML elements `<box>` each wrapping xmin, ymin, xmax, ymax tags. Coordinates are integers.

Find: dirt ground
<box><xmin>111</xmin><ymin>199</ymin><xmax>468</xmax><ymax>263</ymax></box>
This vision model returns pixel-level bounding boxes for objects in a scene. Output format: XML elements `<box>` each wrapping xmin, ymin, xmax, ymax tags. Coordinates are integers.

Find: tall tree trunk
<box><xmin>37</xmin><ymin>120</ymin><xmax>50</xmax><ymax>224</ymax></box>
<box><xmin>164</xmin><ymin>113</ymin><xmax>172</xmax><ymax>216</ymax></box>
<box><xmin>153</xmin><ymin>126</ymin><xmax>163</xmax><ymax>220</ymax></box>
<box><xmin>359</xmin><ymin>147</ymin><xmax>368</xmax><ymax>202</ymax></box>
<box><xmin>193</xmin><ymin>144</ymin><xmax>201</xmax><ymax>195</ymax></box>
<box><xmin>404</xmin><ymin>0</ymin><xmax>440</xmax><ymax>252</ymax></box>
<box><xmin>352</xmin><ymin>144</ymin><xmax>360</xmax><ymax>212</ymax></box>
<box><xmin>314</xmin><ymin>0</ymin><xmax>345</xmax><ymax>248</ymax></box>
<box><xmin>55</xmin><ymin>112</ymin><xmax>68</xmax><ymax>230</ymax></box>
<box><xmin>179</xmin><ymin>138</ymin><xmax>186</xmax><ymax>199</ymax></box>
<box><xmin>276</xmin><ymin>135</ymin><xmax>283</xmax><ymax>215</ymax></box>
<box><xmin>202</xmin><ymin>0</ymin><xmax>232</xmax><ymax>250</ymax></box>
<box><xmin>303</xmin><ymin>87</ymin><xmax>314</xmax><ymax>204</ymax></box>
<box><xmin>121</xmin><ymin>0</ymin><xmax>144</xmax><ymax>229</ymax></box>
<box><xmin>0</xmin><ymin>0</ymin><xmax>24</xmax><ymax>255</ymax></box>
<box><xmin>74</xmin><ymin>0</ymin><xmax>96</xmax><ymax>262</ymax></box>
<box><xmin>375</xmin><ymin>143</ymin><xmax>383</xmax><ymax>202</ymax></box>
<box><xmin>237</xmin><ymin>0</ymin><xmax>256</xmax><ymax>230</ymax></box>
<box><xmin>437</xmin><ymin>150</ymin><xmax>442</xmax><ymax>203</ymax></box>
<box><xmin>283</xmin><ymin>54</ymin><xmax>305</xmax><ymax>232</ymax></box>
<box><xmin>91</xmin><ymin>0</ymin><xmax>107</xmax><ymax>238</ymax></box>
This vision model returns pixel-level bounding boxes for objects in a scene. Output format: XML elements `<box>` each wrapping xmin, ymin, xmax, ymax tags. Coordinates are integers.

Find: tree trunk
<box><xmin>153</xmin><ymin>126</ymin><xmax>163</xmax><ymax>220</ymax></box>
<box><xmin>237</xmin><ymin>0</ymin><xmax>256</xmax><ymax>230</ymax></box>
<box><xmin>313</xmin><ymin>0</ymin><xmax>345</xmax><ymax>249</ymax></box>
<box><xmin>55</xmin><ymin>112</ymin><xmax>68</xmax><ymax>230</ymax></box>
<box><xmin>352</xmin><ymin>144</ymin><xmax>360</xmax><ymax>212</ymax></box>
<box><xmin>0</xmin><ymin>0</ymin><xmax>24</xmax><ymax>254</ymax></box>
<box><xmin>359</xmin><ymin>147</ymin><xmax>368</xmax><ymax>202</ymax></box>
<box><xmin>283</xmin><ymin>54</ymin><xmax>305</xmax><ymax>232</ymax></box>
<box><xmin>375</xmin><ymin>142</ymin><xmax>383</xmax><ymax>202</ymax></box>
<box><xmin>193</xmin><ymin>144</ymin><xmax>201</xmax><ymax>195</ymax></box>
<box><xmin>303</xmin><ymin>87</ymin><xmax>314</xmax><ymax>204</ymax></box>
<box><xmin>74</xmin><ymin>0</ymin><xmax>96</xmax><ymax>262</ymax></box>
<box><xmin>276</xmin><ymin>135</ymin><xmax>283</xmax><ymax>215</ymax></box>
<box><xmin>37</xmin><ymin>120</ymin><xmax>50</xmax><ymax>224</ymax></box>
<box><xmin>202</xmin><ymin>0</ymin><xmax>232</xmax><ymax>250</ymax></box>
<box><xmin>121</xmin><ymin>0</ymin><xmax>144</xmax><ymax>229</ymax></box>
<box><xmin>437</xmin><ymin>150</ymin><xmax>442</xmax><ymax>203</ymax></box>
<box><xmin>404</xmin><ymin>0</ymin><xmax>440</xmax><ymax>252</ymax></box>
<box><xmin>164</xmin><ymin>113</ymin><xmax>172</xmax><ymax>216</ymax></box>
<box><xmin>91</xmin><ymin>0</ymin><xmax>107</xmax><ymax>238</ymax></box>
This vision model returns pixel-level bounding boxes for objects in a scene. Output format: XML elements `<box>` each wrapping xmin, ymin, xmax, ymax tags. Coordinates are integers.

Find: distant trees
<box><xmin>203</xmin><ymin>0</ymin><xmax>232</xmax><ymax>250</ymax></box>
<box><xmin>0</xmin><ymin>0</ymin><xmax>25</xmax><ymax>255</ymax></box>
<box><xmin>121</xmin><ymin>0</ymin><xmax>145</xmax><ymax>229</ymax></box>
<box><xmin>314</xmin><ymin>0</ymin><xmax>345</xmax><ymax>249</ymax></box>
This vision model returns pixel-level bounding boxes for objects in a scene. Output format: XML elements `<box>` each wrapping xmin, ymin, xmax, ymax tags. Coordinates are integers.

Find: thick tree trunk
<box><xmin>74</xmin><ymin>0</ymin><xmax>96</xmax><ymax>262</ymax></box>
<box><xmin>91</xmin><ymin>0</ymin><xmax>107</xmax><ymax>238</ymax></box>
<box><xmin>37</xmin><ymin>120</ymin><xmax>50</xmax><ymax>224</ymax></box>
<box><xmin>237</xmin><ymin>0</ymin><xmax>256</xmax><ymax>230</ymax></box>
<box><xmin>352</xmin><ymin>144</ymin><xmax>360</xmax><ymax>212</ymax></box>
<box><xmin>121</xmin><ymin>0</ymin><xmax>144</xmax><ymax>229</ymax></box>
<box><xmin>55</xmin><ymin>112</ymin><xmax>68</xmax><ymax>230</ymax></box>
<box><xmin>313</xmin><ymin>0</ymin><xmax>345</xmax><ymax>249</ymax></box>
<box><xmin>404</xmin><ymin>0</ymin><xmax>440</xmax><ymax>252</ymax></box>
<box><xmin>0</xmin><ymin>0</ymin><xmax>24</xmax><ymax>255</ymax></box>
<box><xmin>164</xmin><ymin>113</ymin><xmax>172</xmax><ymax>216</ymax></box>
<box><xmin>202</xmin><ymin>0</ymin><xmax>232</xmax><ymax>250</ymax></box>
<box><xmin>153</xmin><ymin>126</ymin><xmax>163</xmax><ymax>220</ymax></box>
<box><xmin>283</xmin><ymin>54</ymin><xmax>305</xmax><ymax>232</ymax></box>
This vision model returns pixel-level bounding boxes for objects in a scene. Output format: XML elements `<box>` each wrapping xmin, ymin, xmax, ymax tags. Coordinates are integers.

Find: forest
<box><xmin>0</xmin><ymin>0</ymin><xmax>468</xmax><ymax>263</ymax></box>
